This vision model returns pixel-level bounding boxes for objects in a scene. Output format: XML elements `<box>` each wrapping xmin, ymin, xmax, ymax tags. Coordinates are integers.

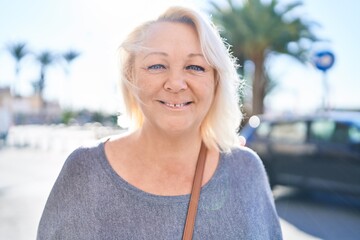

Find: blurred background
<box><xmin>1</xmin><ymin>0</ymin><xmax>359</xmax><ymax>239</ymax></box>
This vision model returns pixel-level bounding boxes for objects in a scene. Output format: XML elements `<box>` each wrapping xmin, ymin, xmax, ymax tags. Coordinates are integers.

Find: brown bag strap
<box><xmin>182</xmin><ymin>142</ymin><xmax>207</xmax><ymax>240</ymax></box>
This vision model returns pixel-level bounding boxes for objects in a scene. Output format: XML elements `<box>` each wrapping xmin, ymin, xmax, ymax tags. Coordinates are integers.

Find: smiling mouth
<box><xmin>159</xmin><ymin>100</ymin><xmax>193</xmax><ymax>108</ymax></box>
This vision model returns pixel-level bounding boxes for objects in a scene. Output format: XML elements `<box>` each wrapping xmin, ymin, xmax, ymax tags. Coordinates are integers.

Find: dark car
<box><xmin>239</xmin><ymin>111</ymin><xmax>360</xmax><ymax>195</ymax></box>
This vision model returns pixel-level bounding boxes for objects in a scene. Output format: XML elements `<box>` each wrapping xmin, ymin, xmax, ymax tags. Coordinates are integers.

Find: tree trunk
<box><xmin>252</xmin><ymin>55</ymin><xmax>266</xmax><ymax>115</ymax></box>
<box><xmin>39</xmin><ymin>68</ymin><xmax>46</xmax><ymax>108</ymax></box>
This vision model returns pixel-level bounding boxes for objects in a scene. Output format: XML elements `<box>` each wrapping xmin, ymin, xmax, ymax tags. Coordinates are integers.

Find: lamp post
<box><xmin>313</xmin><ymin>50</ymin><xmax>335</xmax><ymax>111</ymax></box>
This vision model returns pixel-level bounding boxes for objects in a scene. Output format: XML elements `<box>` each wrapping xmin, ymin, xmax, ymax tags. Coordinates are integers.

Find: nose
<box><xmin>164</xmin><ymin>68</ymin><xmax>188</xmax><ymax>92</ymax></box>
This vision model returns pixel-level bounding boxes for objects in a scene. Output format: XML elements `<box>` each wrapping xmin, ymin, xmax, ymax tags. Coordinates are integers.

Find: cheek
<box><xmin>195</xmin><ymin>79</ymin><xmax>216</xmax><ymax>112</ymax></box>
<box><xmin>206</xmin><ymin>88</ymin><xmax>216</xmax><ymax>109</ymax></box>
<box><xmin>206</xmin><ymin>78</ymin><xmax>217</xmax><ymax>108</ymax></box>
<box><xmin>135</xmin><ymin>74</ymin><xmax>162</xmax><ymax>102</ymax></box>
<box><xmin>202</xmin><ymin>76</ymin><xmax>216</xmax><ymax>98</ymax></box>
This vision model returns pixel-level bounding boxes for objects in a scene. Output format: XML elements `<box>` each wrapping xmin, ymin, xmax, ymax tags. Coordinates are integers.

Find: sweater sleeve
<box><xmin>231</xmin><ymin>146</ymin><xmax>283</xmax><ymax>239</ymax></box>
<box><xmin>250</xmin><ymin>147</ymin><xmax>283</xmax><ymax>239</ymax></box>
<box><xmin>36</xmin><ymin>147</ymin><xmax>97</xmax><ymax>240</ymax></box>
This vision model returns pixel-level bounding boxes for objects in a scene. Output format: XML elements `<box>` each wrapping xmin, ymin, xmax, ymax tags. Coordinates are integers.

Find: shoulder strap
<box><xmin>182</xmin><ymin>142</ymin><xmax>207</xmax><ymax>240</ymax></box>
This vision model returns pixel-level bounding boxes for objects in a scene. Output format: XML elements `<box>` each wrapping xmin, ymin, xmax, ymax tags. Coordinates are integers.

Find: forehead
<box><xmin>140</xmin><ymin>21</ymin><xmax>201</xmax><ymax>51</ymax></box>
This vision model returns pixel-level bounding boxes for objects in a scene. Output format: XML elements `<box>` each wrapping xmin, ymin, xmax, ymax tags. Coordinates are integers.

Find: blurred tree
<box><xmin>61</xmin><ymin>50</ymin><xmax>80</xmax><ymax>109</ymax></box>
<box><xmin>210</xmin><ymin>0</ymin><xmax>320</xmax><ymax>115</ymax></box>
<box><xmin>33</xmin><ymin>51</ymin><xmax>57</xmax><ymax>107</ymax></box>
<box><xmin>61</xmin><ymin>109</ymin><xmax>76</xmax><ymax>125</ymax></box>
<box><xmin>62</xmin><ymin>50</ymin><xmax>80</xmax><ymax>75</ymax></box>
<box><xmin>6</xmin><ymin>42</ymin><xmax>30</xmax><ymax>96</ymax></box>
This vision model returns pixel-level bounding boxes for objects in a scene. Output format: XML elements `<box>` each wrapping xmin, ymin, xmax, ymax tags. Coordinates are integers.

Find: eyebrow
<box><xmin>142</xmin><ymin>52</ymin><xmax>168</xmax><ymax>60</ymax></box>
<box><xmin>142</xmin><ymin>51</ymin><xmax>205</xmax><ymax>60</ymax></box>
<box><xmin>188</xmin><ymin>53</ymin><xmax>205</xmax><ymax>58</ymax></box>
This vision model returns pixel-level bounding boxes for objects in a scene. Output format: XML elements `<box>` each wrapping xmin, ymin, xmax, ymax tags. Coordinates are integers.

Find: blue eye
<box><xmin>148</xmin><ymin>64</ymin><xmax>166</xmax><ymax>70</ymax></box>
<box><xmin>186</xmin><ymin>65</ymin><xmax>205</xmax><ymax>72</ymax></box>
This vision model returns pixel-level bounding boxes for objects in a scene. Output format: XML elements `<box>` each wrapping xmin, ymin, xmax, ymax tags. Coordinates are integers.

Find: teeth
<box><xmin>164</xmin><ymin>102</ymin><xmax>188</xmax><ymax>108</ymax></box>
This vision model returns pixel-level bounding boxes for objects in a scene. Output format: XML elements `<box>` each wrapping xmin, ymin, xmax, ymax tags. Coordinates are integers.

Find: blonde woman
<box><xmin>37</xmin><ymin>6</ymin><xmax>282</xmax><ymax>239</ymax></box>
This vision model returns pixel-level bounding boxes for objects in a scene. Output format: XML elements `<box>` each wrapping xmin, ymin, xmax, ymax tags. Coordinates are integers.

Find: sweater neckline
<box><xmin>97</xmin><ymin>141</ymin><xmax>226</xmax><ymax>204</ymax></box>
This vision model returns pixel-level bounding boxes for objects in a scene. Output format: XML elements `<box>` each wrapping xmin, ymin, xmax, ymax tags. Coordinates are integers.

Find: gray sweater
<box><xmin>37</xmin><ymin>141</ymin><xmax>282</xmax><ymax>240</ymax></box>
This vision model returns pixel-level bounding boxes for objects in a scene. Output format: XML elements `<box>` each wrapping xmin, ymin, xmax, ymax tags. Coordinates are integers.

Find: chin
<box><xmin>159</xmin><ymin>120</ymin><xmax>198</xmax><ymax>135</ymax></box>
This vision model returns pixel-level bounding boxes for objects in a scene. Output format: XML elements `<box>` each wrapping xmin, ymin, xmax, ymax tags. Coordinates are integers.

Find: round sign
<box><xmin>313</xmin><ymin>51</ymin><xmax>335</xmax><ymax>72</ymax></box>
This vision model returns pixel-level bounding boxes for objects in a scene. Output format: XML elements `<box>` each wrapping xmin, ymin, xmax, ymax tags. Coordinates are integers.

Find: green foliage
<box><xmin>210</xmin><ymin>0</ymin><xmax>320</xmax><ymax>114</ymax></box>
<box><xmin>36</xmin><ymin>51</ymin><xmax>56</xmax><ymax>66</ymax></box>
<box><xmin>4</xmin><ymin>40</ymin><xmax>80</xmax><ymax>103</ymax></box>
<box><xmin>33</xmin><ymin>51</ymin><xmax>57</xmax><ymax>106</ymax></box>
<box><xmin>61</xmin><ymin>110</ymin><xmax>76</xmax><ymax>125</ymax></box>
<box><xmin>63</xmin><ymin>50</ymin><xmax>80</xmax><ymax>63</ymax></box>
<box><xmin>60</xmin><ymin>109</ymin><xmax>118</xmax><ymax>126</ymax></box>
<box><xmin>6</xmin><ymin>42</ymin><xmax>30</xmax><ymax>75</ymax></box>
<box><xmin>62</xmin><ymin>50</ymin><xmax>81</xmax><ymax>75</ymax></box>
<box><xmin>6</xmin><ymin>42</ymin><xmax>30</xmax><ymax>95</ymax></box>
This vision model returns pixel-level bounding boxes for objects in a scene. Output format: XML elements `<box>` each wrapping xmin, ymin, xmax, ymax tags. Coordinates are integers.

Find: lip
<box><xmin>158</xmin><ymin>100</ymin><xmax>193</xmax><ymax>109</ymax></box>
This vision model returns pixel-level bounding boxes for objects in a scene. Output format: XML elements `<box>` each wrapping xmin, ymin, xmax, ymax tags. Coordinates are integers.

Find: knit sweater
<box><xmin>37</xmin><ymin>141</ymin><xmax>282</xmax><ymax>240</ymax></box>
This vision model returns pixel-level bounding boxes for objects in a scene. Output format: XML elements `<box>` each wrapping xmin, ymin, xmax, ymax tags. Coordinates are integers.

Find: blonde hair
<box><xmin>118</xmin><ymin>6</ymin><xmax>242</xmax><ymax>152</ymax></box>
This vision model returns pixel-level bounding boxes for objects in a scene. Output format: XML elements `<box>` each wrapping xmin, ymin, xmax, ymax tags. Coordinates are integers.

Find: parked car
<box><xmin>239</xmin><ymin>111</ymin><xmax>360</xmax><ymax>195</ymax></box>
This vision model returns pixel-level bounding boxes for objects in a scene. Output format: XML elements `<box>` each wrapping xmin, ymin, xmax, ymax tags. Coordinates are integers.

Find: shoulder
<box><xmin>55</xmin><ymin>140</ymin><xmax>107</xmax><ymax>184</ymax></box>
<box><xmin>221</xmin><ymin>146</ymin><xmax>269</xmax><ymax>185</ymax></box>
<box><xmin>224</xmin><ymin>146</ymin><xmax>264</xmax><ymax>170</ymax></box>
<box><xmin>37</xmin><ymin>140</ymin><xmax>107</xmax><ymax>239</ymax></box>
<box><xmin>66</xmin><ymin>140</ymin><xmax>105</xmax><ymax>166</ymax></box>
<box><xmin>41</xmin><ymin>140</ymin><xmax>107</xmax><ymax>206</ymax></box>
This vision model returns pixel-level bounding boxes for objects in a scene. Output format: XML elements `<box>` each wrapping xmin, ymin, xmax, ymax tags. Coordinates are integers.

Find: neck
<box><xmin>131</xmin><ymin>127</ymin><xmax>203</xmax><ymax>167</ymax></box>
<box><xmin>105</xmin><ymin>125</ymin><xmax>219</xmax><ymax>196</ymax></box>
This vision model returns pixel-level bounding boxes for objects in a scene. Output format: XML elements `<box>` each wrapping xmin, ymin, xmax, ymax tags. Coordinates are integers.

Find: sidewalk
<box><xmin>0</xmin><ymin>124</ymin><xmax>113</xmax><ymax>240</ymax></box>
<box><xmin>0</xmin><ymin>147</ymin><xmax>67</xmax><ymax>240</ymax></box>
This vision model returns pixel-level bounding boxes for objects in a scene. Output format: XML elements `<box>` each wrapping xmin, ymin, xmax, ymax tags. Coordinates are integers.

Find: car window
<box><xmin>310</xmin><ymin>120</ymin><xmax>359</xmax><ymax>144</ymax></box>
<box><xmin>269</xmin><ymin>121</ymin><xmax>307</xmax><ymax>143</ymax></box>
<box><xmin>349</xmin><ymin>125</ymin><xmax>360</xmax><ymax>144</ymax></box>
<box><xmin>309</xmin><ymin>120</ymin><xmax>335</xmax><ymax>142</ymax></box>
<box><xmin>331</xmin><ymin>123</ymin><xmax>351</xmax><ymax>143</ymax></box>
<box><xmin>254</xmin><ymin>122</ymin><xmax>271</xmax><ymax>139</ymax></box>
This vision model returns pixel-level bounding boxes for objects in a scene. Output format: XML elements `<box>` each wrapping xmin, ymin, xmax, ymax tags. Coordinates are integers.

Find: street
<box><xmin>1</xmin><ymin>125</ymin><xmax>359</xmax><ymax>240</ymax></box>
<box><xmin>274</xmin><ymin>187</ymin><xmax>360</xmax><ymax>240</ymax></box>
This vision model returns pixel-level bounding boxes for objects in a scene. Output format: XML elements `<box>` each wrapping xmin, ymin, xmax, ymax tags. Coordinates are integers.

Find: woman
<box><xmin>37</xmin><ymin>6</ymin><xmax>282</xmax><ymax>240</ymax></box>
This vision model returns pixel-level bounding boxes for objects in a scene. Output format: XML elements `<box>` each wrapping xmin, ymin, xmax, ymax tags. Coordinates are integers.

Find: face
<box><xmin>133</xmin><ymin>21</ymin><xmax>216</xmax><ymax>135</ymax></box>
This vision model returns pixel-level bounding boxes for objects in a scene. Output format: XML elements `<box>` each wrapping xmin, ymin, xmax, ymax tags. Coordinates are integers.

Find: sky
<box><xmin>1</xmin><ymin>0</ymin><xmax>359</xmax><ymax>115</ymax></box>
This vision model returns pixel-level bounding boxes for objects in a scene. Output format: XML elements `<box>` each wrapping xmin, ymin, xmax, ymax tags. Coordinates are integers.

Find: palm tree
<box><xmin>6</xmin><ymin>42</ymin><xmax>30</xmax><ymax>96</ymax></box>
<box><xmin>34</xmin><ymin>51</ymin><xmax>57</xmax><ymax>107</ymax></box>
<box><xmin>61</xmin><ymin>50</ymin><xmax>80</xmax><ymax>109</ymax></box>
<box><xmin>210</xmin><ymin>0</ymin><xmax>320</xmax><ymax>115</ymax></box>
<box><xmin>62</xmin><ymin>50</ymin><xmax>80</xmax><ymax>75</ymax></box>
